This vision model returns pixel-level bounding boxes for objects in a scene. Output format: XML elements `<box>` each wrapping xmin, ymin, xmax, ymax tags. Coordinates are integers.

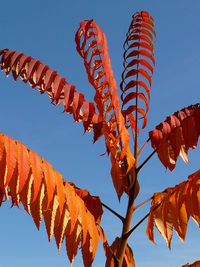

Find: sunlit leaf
<box><xmin>147</xmin><ymin>169</ymin><xmax>200</xmax><ymax>247</ymax></box>
<box><xmin>0</xmin><ymin>131</ymin><xmax>102</xmax><ymax>266</ymax></box>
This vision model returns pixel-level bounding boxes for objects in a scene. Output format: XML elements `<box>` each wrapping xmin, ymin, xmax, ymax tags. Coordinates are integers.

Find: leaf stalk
<box><xmin>137</xmin><ymin>148</ymin><xmax>157</xmax><ymax>173</ymax></box>
<box><xmin>101</xmin><ymin>202</ymin><xmax>125</xmax><ymax>223</ymax></box>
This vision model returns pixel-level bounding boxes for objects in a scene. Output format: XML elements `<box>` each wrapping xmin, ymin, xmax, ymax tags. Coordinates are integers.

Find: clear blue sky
<box><xmin>0</xmin><ymin>1</ymin><xmax>200</xmax><ymax>267</ymax></box>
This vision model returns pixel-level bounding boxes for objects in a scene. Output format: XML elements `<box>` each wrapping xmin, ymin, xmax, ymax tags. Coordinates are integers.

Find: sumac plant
<box><xmin>0</xmin><ymin>10</ymin><xmax>200</xmax><ymax>267</ymax></box>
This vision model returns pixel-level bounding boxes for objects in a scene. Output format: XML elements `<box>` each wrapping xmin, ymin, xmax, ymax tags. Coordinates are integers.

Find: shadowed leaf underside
<box><xmin>149</xmin><ymin>104</ymin><xmax>200</xmax><ymax>170</ymax></box>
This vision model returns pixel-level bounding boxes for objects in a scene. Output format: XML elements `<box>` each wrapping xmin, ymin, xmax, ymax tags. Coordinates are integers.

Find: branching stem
<box><xmin>124</xmin><ymin>203</ymin><xmax>161</xmax><ymax>239</ymax></box>
<box><xmin>123</xmin><ymin>212</ymin><xmax>150</xmax><ymax>239</ymax></box>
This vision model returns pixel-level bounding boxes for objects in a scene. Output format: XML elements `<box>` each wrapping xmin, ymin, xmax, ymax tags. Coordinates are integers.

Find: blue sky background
<box><xmin>0</xmin><ymin>1</ymin><xmax>200</xmax><ymax>267</ymax></box>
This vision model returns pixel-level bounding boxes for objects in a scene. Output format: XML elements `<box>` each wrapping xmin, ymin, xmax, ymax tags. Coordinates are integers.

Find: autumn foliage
<box><xmin>0</xmin><ymin>9</ymin><xmax>199</xmax><ymax>267</ymax></box>
<box><xmin>149</xmin><ymin>104</ymin><xmax>200</xmax><ymax>170</ymax></box>
<box><xmin>0</xmin><ymin>132</ymin><xmax>102</xmax><ymax>266</ymax></box>
<box><xmin>147</xmin><ymin>169</ymin><xmax>200</xmax><ymax>248</ymax></box>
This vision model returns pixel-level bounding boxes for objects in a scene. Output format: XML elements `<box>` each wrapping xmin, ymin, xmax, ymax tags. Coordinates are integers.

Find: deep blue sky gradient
<box><xmin>0</xmin><ymin>1</ymin><xmax>200</xmax><ymax>267</ymax></box>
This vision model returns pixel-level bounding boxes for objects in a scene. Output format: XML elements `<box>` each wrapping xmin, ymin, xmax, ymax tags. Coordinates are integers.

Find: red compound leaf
<box><xmin>0</xmin><ymin>131</ymin><xmax>102</xmax><ymax>266</ymax></box>
<box><xmin>75</xmin><ymin>19</ymin><xmax>135</xmax><ymax>199</ymax></box>
<box><xmin>75</xmin><ymin>20</ymin><xmax>131</xmax><ymax>159</ymax></box>
<box><xmin>149</xmin><ymin>103</ymin><xmax>200</xmax><ymax>171</ymax></box>
<box><xmin>120</xmin><ymin>11</ymin><xmax>156</xmax><ymax>139</ymax></box>
<box><xmin>0</xmin><ymin>49</ymin><xmax>102</xmax><ymax>139</ymax></box>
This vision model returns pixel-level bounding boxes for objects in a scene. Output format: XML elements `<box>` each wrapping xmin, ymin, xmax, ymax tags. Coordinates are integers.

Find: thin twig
<box><xmin>136</xmin><ymin>149</ymin><xmax>157</xmax><ymax>173</ymax></box>
<box><xmin>101</xmin><ymin>202</ymin><xmax>125</xmax><ymax>223</ymax></box>
<box><xmin>137</xmin><ymin>137</ymin><xmax>150</xmax><ymax>157</ymax></box>
<box><xmin>133</xmin><ymin>196</ymin><xmax>152</xmax><ymax>212</ymax></box>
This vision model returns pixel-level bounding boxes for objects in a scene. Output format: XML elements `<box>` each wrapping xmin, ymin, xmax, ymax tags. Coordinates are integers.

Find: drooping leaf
<box><xmin>149</xmin><ymin>104</ymin><xmax>200</xmax><ymax>170</ymax></box>
<box><xmin>120</xmin><ymin>11</ymin><xmax>156</xmax><ymax>138</ymax></box>
<box><xmin>110</xmin><ymin>150</ymin><xmax>139</xmax><ymax>200</ymax></box>
<box><xmin>110</xmin><ymin>155</ymin><xmax>129</xmax><ymax>200</ymax></box>
<box><xmin>0</xmin><ymin>131</ymin><xmax>102</xmax><ymax>266</ymax></box>
<box><xmin>82</xmin><ymin>212</ymin><xmax>100</xmax><ymax>267</ymax></box>
<box><xmin>75</xmin><ymin>19</ymin><xmax>135</xmax><ymax>199</ymax></box>
<box><xmin>0</xmin><ymin>49</ymin><xmax>102</xmax><ymax>137</ymax></box>
<box><xmin>146</xmin><ymin>169</ymin><xmax>200</xmax><ymax>248</ymax></box>
<box><xmin>65</xmin><ymin>219</ymin><xmax>82</xmax><ymax>264</ymax></box>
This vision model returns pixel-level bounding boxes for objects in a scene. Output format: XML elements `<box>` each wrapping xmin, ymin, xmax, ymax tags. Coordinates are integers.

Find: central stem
<box><xmin>116</xmin><ymin>173</ymin><xmax>137</xmax><ymax>266</ymax></box>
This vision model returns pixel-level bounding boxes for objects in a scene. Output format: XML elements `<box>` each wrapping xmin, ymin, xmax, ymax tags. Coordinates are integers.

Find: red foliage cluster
<box><xmin>0</xmin><ymin>49</ymin><xmax>102</xmax><ymax>135</ymax></box>
<box><xmin>149</xmin><ymin>104</ymin><xmax>200</xmax><ymax>170</ymax></box>
<box><xmin>121</xmin><ymin>11</ymin><xmax>156</xmax><ymax>136</ymax></box>
<box><xmin>0</xmin><ymin>131</ymin><xmax>102</xmax><ymax>266</ymax></box>
<box><xmin>75</xmin><ymin>19</ymin><xmax>131</xmax><ymax>161</ymax></box>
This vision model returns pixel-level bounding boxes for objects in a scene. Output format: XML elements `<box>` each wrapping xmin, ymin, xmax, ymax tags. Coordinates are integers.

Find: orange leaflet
<box><xmin>29</xmin><ymin>150</ymin><xmax>43</xmax><ymax>202</ymax></box>
<box><xmin>16</xmin><ymin>142</ymin><xmax>30</xmax><ymax>194</ymax></box>
<box><xmin>0</xmin><ymin>133</ymin><xmax>6</xmax><ymax>195</ymax></box>
<box><xmin>125</xmin><ymin>58</ymin><xmax>154</xmax><ymax>75</ymax></box>
<box><xmin>122</xmin><ymin>106</ymin><xmax>147</xmax><ymax>129</ymax></box>
<box><xmin>4</xmin><ymin>135</ymin><xmax>19</xmax><ymax>205</ymax></box>
<box><xmin>82</xmin><ymin>213</ymin><xmax>99</xmax><ymax>267</ymax></box>
<box><xmin>122</xmin><ymin>92</ymin><xmax>149</xmax><ymax>114</ymax></box>
<box><xmin>63</xmin><ymin>181</ymin><xmax>79</xmax><ymax>235</ymax></box>
<box><xmin>65</xmin><ymin>219</ymin><xmax>82</xmax><ymax>264</ymax></box>
<box><xmin>4</xmin><ymin>135</ymin><xmax>17</xmax><ymax>188</ymax></box>
<box><xmin>54</xmin><ymin>202</ymin><xmax>71</xmax><ymax>252</ymax></box>
<box><xmin>78</xmin><ymin>199</ymin><xmax>88</xmax><ymax>247</ymax></box>
<box><xmin>42</xmin><ymin>159</ymin><xmax>56</xmax><ymax>211</ymax></box>
<box><xmin>30</xmin><ymin>182</ymin><xmax>45</xmax><ymax>229</ymax></box>
<box><xmin>110</xmin><ymin>155</ymin><xmax>128</xmax><ymax>200</ymax></box>
<box><xmin>43</xmin><ymin>193</ymin><xmax>59</xmax><ymax>241</ymax></box>
<box><xmin>54</xmin><ymin>170</ymin><xmax>65</xmax><ymax>220</ymax></box>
